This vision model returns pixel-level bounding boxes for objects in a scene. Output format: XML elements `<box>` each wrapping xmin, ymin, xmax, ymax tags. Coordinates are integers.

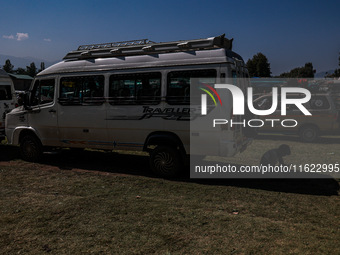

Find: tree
<box><xmin>336</xmin><ymin>53</ymin><xmax>340</xmax><ymax>78</ymax></box>
<box><xmin>26</xmin><ymin>62</ymin><xmax>37</xmax><ymax>77</ymax></box>
<box><xmin>279</xmin><ymin>62</ymin><xmax>315</xmax><ymax>78</ymax></box>
<box><xmin>326</xmin><ymin>69</ymin><xmax>340</xmax><ymax>78</ymax></box>
<box><xmin>246</xmin><ymin>58</ymin><xmax>257</xmax><ymax>77</ymax></box>
<box><xmin>3</xmin><ymin>59</ymin><xmax>14</xmax><ymax>73</ymax></box>
<box><xmin>299</xmin><ymin>62</ymin><xmax>314</xmax><ymax>78</ymax></box>
<box><xmin>333</xmin><ymin>69</ymin><xmax>340</xmax><ymax>77</ymax></box>
<box><xmin>38</xmin><ymin>62</ymin><xmax>45</xmax><ymax>73</ymax></box>
<box><xmin>16</xmin><ymin>68</ymin><xmax>27</xmax><ymax>75</ymax></box>
<box><xmin>325</xmin><ymin>52</ymin><xmax>340</xmax><ymax>78</ymax></box>
<box><xmin>336</xmin><ymin>52</ymin><xmax>340</xmax><ymax>78</ymax></box>
<box><xmin>246</xmin><ymin>53</ymin><xmax>271</xmax><ymax>77</ymax></box>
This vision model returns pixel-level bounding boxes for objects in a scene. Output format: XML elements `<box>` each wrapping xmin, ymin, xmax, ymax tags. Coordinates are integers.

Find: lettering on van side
<box><xmin>142</xmin><ymin>106</ymin><xmax>191</xmax><ymax>114</ymax></box>
<box><xmin>142</xmin><ymin>106</ymin><xmax>193</xmax><ymax>120</ymax></box>
<box><xmin>106</xmin><ymin>106</ymin><xmax>194</xmax><ymax>121</ymax></box>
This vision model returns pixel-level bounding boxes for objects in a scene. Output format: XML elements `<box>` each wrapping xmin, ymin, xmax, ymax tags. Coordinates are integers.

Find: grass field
<box><xmin>0</xmin><ymin>135</ymin><xmax>339</xmax><ymax>254</ymax></box>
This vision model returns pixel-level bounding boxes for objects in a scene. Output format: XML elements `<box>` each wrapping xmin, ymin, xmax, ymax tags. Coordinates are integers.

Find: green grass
<box><xmin>223</xmin><ymin>133</ymin><xmax>340</xmax><ymax>166</ymax></box>
<box><xmin>0</xmin><ymin>136</ymin><xmax>339</xmax><ymax>254</ymax></box>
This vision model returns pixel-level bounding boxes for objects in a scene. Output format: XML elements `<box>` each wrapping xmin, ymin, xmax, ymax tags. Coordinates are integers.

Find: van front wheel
<box><xmin>20</xmin><ymin>135</ymin><xmax>43</xmax><ymax>162</ymax></box>
<box><xmin>150</xmin><ymin>146</ymin><xmax>182</xmax><ymax>178</ymax></box>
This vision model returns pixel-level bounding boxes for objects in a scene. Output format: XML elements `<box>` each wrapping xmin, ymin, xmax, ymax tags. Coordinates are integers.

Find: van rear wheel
<box><xmin>150</xmin><ymin>146</ymin><xmax>182</xmax><ymax>178</ymax></box>
<box><xmin>20</xmin><ymin>135</ymin><xmax>43</xmax><ymax>162</ymax></box>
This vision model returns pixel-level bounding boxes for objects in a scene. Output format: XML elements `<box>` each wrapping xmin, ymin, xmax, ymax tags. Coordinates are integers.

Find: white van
<box><xmin>6</xmin><ymin>34</ymin><xmax>252</xmax><ymax>176</ymax></box>
<box><xmin>0</xmin><ymin>69</ymin><xmax>16</xmax><ymax>142</ymax></box>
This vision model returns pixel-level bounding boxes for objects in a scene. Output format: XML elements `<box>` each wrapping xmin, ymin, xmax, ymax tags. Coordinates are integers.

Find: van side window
<box><xmin>167</xmin><ymin>69</ymin><xmax>217</xmax><ymax>105</ymax></box>
<box><xmin>109</xmin><ymin>72</ymin><xmax>161</xmax><ymax>105</ymax></box>
<box><xmin>59</xmin><ymin>75</ymin><xmax>104</xmax><ymax>105</ymax></box>
<box><xmin>0</xmin><ymin>85</ymin><xmax>12</xmax><ymax>100</ymax></box>
<box><xmin>30</xmin><ymin>79</ymin><xmax>55</xmax><ymax>106</ymax></box>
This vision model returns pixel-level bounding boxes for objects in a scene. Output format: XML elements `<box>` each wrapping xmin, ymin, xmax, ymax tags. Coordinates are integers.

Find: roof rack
<box><xmin>63</xmin><ymin>34</ymin><xmax>233</xmax><ymax>60</ymax></box>
<box><xmin>77</xmin><ymin>39</ymin><xmax>155</xmax><ymax>51</ymax></box>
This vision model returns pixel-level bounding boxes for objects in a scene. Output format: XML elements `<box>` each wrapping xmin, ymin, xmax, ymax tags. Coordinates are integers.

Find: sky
<box><xmin>0</xmin><ymin>0</ymin><xmax>339</xmax><ymax>75</ymax></box>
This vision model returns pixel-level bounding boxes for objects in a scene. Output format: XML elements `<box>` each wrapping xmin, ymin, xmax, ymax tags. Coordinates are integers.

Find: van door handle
<box><xmin>49</xmin><ymin>109</ymin><xmax>57</xmax><ymax>113</ymax></box>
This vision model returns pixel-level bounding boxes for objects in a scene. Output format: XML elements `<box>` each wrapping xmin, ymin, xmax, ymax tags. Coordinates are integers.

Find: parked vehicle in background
<box><xmin>0</xmin><ymin>69</ymin><xmax>16</xmax><ymax>142</ymax></box>
<box><xmin>5</xmin><ymin>34</ymin><xmax>252</xmax><ymax>177</ymax></box>
<box><xmin>254</xmin><ymin>92</ymin><xmax>340</xmax><ymax>142</ymax></box>
<box><xmin>329</xmin><ymin>80</ymin><xmax>340</xmax><ymax>110</ymax></box>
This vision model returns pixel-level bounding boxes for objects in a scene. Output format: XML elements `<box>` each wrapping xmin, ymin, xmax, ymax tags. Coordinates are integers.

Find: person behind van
<box><xmin>260</xmin><ymin>144</ymin><xmax>291</xmax><ymax>166</ymax></box>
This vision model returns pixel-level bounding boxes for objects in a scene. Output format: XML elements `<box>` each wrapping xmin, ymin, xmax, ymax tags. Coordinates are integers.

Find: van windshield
<box><xmin>0</xmin><ymin>85</ymin><xmax>12</xmax><ymax>100</ymax></box>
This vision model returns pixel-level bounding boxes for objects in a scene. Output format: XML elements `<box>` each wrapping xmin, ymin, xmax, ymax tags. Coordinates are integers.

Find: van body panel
<box><xmin>58</xmin><ymin>103</ymin><xmax>108</xmax><ymax>148</ymax></box>
<box><xmin>6</xmin><ymin>36</ymin><xmax>251</xmax><ymax>159</ymax></box>
<box><xmin>0</xmin><ymin>69</ymin><xmax>16</xmax><ymax>140</ymax></box>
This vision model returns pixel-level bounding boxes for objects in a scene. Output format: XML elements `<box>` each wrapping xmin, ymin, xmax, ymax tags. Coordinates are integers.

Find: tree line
<box><xmin>326</xmin><ymin>52</ymin><xmax>340</xmax><ymax>78</ymax></box>
<box><xmin>2</xmin><ymin>59</ymin><xmax>45</xmax><ymax>77</ymax></box>
<box><xmin>2</xmin><ymin>52</ymin><xmax>340</xmax><ymax>79</ymax></box>
<box><xmin>246</xmin><ymin>52</ymin><xmax>340</xmax><ymax>78</ymax></box>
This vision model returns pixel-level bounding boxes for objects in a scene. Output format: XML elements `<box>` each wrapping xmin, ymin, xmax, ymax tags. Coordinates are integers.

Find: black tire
<box><xmin>310</xmin><ymin>96</ymin><xmax>328</xmax><ymax>109</ymax></box>
<box><xmin>150</xmin><ymin>146</ymin><xmax>182</xmax><ymax>177</ymax></box>
<box><xmin>299</xmin><ymin>126</ymin><xmax>319</xmax><ymax>143</ymax></box>
<box><xmin>20</xmin><ymin>134</ymin><xmax>43</xmax><ymax>162</ymax></box>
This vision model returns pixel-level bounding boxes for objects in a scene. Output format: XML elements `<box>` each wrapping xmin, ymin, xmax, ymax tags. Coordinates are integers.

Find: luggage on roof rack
<box><xmin>63</xmin><ymin>34</ymin><xmax>233</xmax><ymax>60</ymax></box>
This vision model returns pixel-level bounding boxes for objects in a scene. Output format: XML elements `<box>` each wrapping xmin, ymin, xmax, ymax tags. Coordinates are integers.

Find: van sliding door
<box><xmin>58</xmin><ymin>75</ymin><xmax>108</xmax><ymax>149</ymax></box>
<box><xmin>106</xmin><ymin>72</ymin><xmax>162</xmax><ymax>150</ymax></box>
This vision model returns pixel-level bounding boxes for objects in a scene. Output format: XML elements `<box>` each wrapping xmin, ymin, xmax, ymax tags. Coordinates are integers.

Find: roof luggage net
<box><xmin>63</xmin><ymin>34</ymin><xmax>233</xmax><ymax>60</ymax></box>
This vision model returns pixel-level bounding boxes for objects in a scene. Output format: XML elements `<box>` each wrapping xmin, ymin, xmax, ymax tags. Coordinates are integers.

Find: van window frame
<box><xmin>166</xmin><ymin>69</ymin><xmax>217</xmax><ymax>105</ymax></box>
<box><xmin>59</xmin><ymin>75</ymin><xmax>105</xmax><ymax>106</ymax></box>
<box><xmin>30</xmin><ymin>78</ymin><xmax>56</xmax><ymax>107</ymax></box>
<box><xmin>108</xmin><ymin>72</ymin><xmax>161</xmax><ymax>105</ymax></box>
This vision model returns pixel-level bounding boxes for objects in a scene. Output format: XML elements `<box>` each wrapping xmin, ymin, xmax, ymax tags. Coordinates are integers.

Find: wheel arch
<box><xmin>143</xmin><ymin>131</ymin><xmax>187</xmax><ymax>158</ymax></box>
<box><xmin>13</xmin><ymin>127</ymin><xmax>41</xmax><ymax>145</ymax></box>
<box><xmin>298</xmin><ymin>123</ymin><xmax>320</xmax><ymax>134</ymax></box>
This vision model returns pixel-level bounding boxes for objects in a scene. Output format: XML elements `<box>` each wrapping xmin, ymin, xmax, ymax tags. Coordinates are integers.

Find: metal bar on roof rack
<box><xmin>64</xmin><ymin>34</ymin><xmax>233</xmax><ymax>60</ymax></box>
<box><xmin>77</xmin><ymin>39</ymin><xmax>155</xmax><ymax>50</ymax></box>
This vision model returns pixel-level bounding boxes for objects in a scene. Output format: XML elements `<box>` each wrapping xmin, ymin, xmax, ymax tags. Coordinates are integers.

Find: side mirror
<box><xmin>17</xmin><ymin>92</ymin><xmax>25</xmax><ymax>106</ymax></box>
<box><xmin>22</xmin><ymin>93</ymin><xmax>31</xmax><ymax>110</ymax></box>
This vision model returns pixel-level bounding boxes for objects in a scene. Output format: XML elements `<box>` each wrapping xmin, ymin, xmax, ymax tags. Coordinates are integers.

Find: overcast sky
<box><xmin>0</xmin><ymin>0</ymin><xmax>339</xmax><ymax>75</ymax></box>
